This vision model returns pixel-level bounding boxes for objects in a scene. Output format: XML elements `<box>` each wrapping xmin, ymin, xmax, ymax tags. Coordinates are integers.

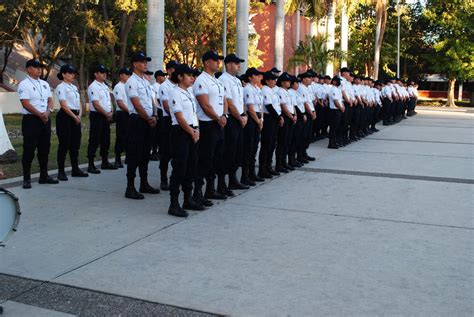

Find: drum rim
<box><xmin>0</xmin><ymin>188</ymin><xmax>21</xmax><ymax>246</ymax></box>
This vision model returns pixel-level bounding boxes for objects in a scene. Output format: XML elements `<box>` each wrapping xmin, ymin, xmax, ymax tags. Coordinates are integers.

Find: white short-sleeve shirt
<box><xmin>278</xmin><ymin>87</ymin><xmax>294</xmax><ymax>115</ymax></box>
<box><xmin>243</xmin><ymin>84</ymin><xmax>263</xmax><ymax>113</ymax></box>
<box><xmin>125</xmin><ymin>73</ymin><xmax>154</xmax><ymax>118</ymax></box>
<box><xmin>193</xmin><ymin>71</ymin><xmax>226</xmax><ymax>121</ymax></box>
<box><xmin>152</xmin><ymin>82</ymin><xmax>161</xmax><ymax>109</ymax></box>
<box><xmin>18</xmin><ymin>76</ymin><xmax>52</xmax><ymax>115</ymax></box>
<box><xmin>219</xmin><ymin>72</ymin><xmax>244</xmax><ymax>114</ymax></box>
<box><xmin>55</xmin><ymin>82</ymin><xmax>80</xmax><ymax>111</ymax></box>
<box><xmin>297</xmin><ymin>84</ymin><xmax>314</xmax><ymax>111</ymax></box>
<box><xmin>113</xmin><ymin>82</ymin><xmax>128</xmax><ymax>112</ymax></box>
<box><xmin>88</xmin><ymin>80</ymin><xmax>112</xmax><ymax>113</ymax></box>
<box><xmin>289</xmin><ymin>88</ymin><xmax>304</xmax><ymax>113</ymax></box>
<box><xmin>261</xmin><ymin>85</ymin><xmax>281</xmax><ymax>115</ymax></box>
<box><xmin>169</xmin><ymin>85</ymin><xmax>199</xmax><ymax>127</ymax></box>
<box><xmin>329</xmin><ymin>86</ymin><xmax>344</xmax><ymax>110</ymax></box>
<box><xmin>158</xmin><ymin>79</ymin><xmax>176</xmax><ymax>116</ymax></box>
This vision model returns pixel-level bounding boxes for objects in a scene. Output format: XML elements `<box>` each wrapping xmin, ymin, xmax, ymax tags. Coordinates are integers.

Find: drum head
<box><xmin>0</xmin><ymin>188</ymin><xmax>21</xmax><ymax>245</ymax></box>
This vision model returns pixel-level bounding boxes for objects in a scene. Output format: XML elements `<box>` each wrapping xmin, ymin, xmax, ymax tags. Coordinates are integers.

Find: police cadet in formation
<box><xmin>241</xmin><ymin>67</ymin><xmax>264</xmax><ymax>186</ymax></box>
<box><xmin>258</xmin><ymin>71</ymin><xmax>281</xmax><ymax>178</ymax></box>
<box><xmin>19</xmin><ymin>59</ymin><xmax>58</xmax><ymax>188</ymax></box>
<box><xmin>158</xmin><ymin>60</ymin><xmax>179</xmax><ymax>190</ymax></box>
<box><xmin>150</xmin><ymin>70</ymin><xmax>167</xmax><ymax>161</ymax></box>
<box><xmin>288</xmin><ymin>75</ymin><xmax>304</xmax><ymax>167</ymax></box>
<box><xmin>168</xmin><ymin>64</ymin><xmax>203</xmax><ymax>217</ymax></box>
<box><xmin>327</xmin><ymin>76</ymin><xmax>345</xmax><ymax>149</ymax></box>
<box><xmin>192</xmin><ymin>50</ymin><xmax>229</xmax><ymax>205</ymax></box>
<box><xmin>297</xmin><ymin>72</ymin><xmax>316</xmax><ymax>163</ymax></box>
<box><xmin>275</xmin><ymin>72</ymin><xmax>296</xmax><ymax>173</ymax></box>
<box><xmin>407</xmin><ymin>80</ymin><xmax>418</xmax><ymax>116</ymax></box>
<box><xmin>112</xmin><ymin>67</ymin><xmax>132</xmax><ymax>169</ymax></box>
<box><xmin>124</xmin><ymin>52</ymin><xmax>160</xmax><ymax>199</ymax></box>
<box><xmin>87</xmin><ymin>64</ymin><xmax>117</xmax><ymax>174</ymax></box>
<box><xmin>55</xmin><ymin>64</ymin><xmax>88</xmax><ymax>181</ymax></box>
<box><xmin>219</xmin><ymin>53</ymin><xmax>249</xmax><ymax>192</ymax></box>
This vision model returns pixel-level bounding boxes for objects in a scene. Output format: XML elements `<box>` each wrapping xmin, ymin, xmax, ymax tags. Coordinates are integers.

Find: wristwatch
<box><xmin>222</xmin><ymin>114</ymin><xmax>228</xmax><ymax>119</ymax></box>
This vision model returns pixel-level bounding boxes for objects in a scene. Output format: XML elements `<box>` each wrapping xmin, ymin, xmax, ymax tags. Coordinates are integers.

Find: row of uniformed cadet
<box><xmin>18</xmin><ymin>56</ymin><xmax>418</xmax><ymax>218</ymax></box>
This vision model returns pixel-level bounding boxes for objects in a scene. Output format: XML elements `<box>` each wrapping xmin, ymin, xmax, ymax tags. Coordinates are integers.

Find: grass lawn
<box><xmin>1</xmin><ymin>113</ymin><xmax>117</xmax><ymax>180</ymax></box>
<box><xmin>418</xmin><ymin>99</ymin><xmax>472</xmax><ymax>107</ymax></box>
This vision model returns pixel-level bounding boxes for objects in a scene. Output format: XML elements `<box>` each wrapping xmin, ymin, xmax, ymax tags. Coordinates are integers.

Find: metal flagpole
<box><xmin>222</xmin><ymin>0</ymin><xmax>227</xmax><ymax>72</ymax></box>
<box><xmin>397</xmin><ymin>0</ymin><xmax>400</xmax><ymax>78</ymax></box>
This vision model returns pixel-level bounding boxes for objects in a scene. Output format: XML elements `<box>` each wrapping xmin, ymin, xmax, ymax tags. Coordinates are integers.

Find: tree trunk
<box><xmin>118</xmin><ymin>12</ymin><xmax>136</xmax><ymax>69</ymax></box>
<box><xmin>457</xmin><ymin>82</ymin><xmax>463</xmax><ymax>101</ymax></box>
<box><xmin>340</xmin><ymin>1</ymin><xmax>349</xmax><ymax>68</ymax></box>
<box><xmin>309</xmin><ymin>19</ymin><xmax>318</xmax><ymax>37</ymax></box>
<box><xmin>0</xmin><ymin>46</ymin><xmax>13</xmax><ymax>84</ymax></box>
<box><xmin>374</xmin><ymin>0</ymin><xmax>388</xmax><ymax>80</ymax></box>
<box><xmin>147</xmin><ymin>0</ymin><xmax>165</xmax><ymax>73</ymax></box>
<box><xmin>101</xmin><ymin>0</ymin><xmax>116</xmax><ymax>77</ymax></box>
<box><xmin>446</xmin><ymin>78</ymin><xmax>456</xmax><ymax>107</ymax></box>
<box><xmin>295</xmin><ymin>8</ymin><xmax>300</xmax><ymax>75</ymax></box>
<box><xmin>325</xmin><ymin>0</ymin><xmax>336</xmax><ymax>76</ymax></box>
<box><xmin>236</xmin><ymin>0</ymin><xmax>249</xmax><ymax>74</ymax></box>
<box><xmin>274</xmin><ymin>0</ymin><xmax>285</xmax><ymax>71</ymax></box>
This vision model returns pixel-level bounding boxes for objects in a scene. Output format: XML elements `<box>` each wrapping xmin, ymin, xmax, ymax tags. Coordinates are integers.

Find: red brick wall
<box><xmin>252</xmin><ymin>4</ymin><xmax>311</xmax><ymax>72</ymax></box>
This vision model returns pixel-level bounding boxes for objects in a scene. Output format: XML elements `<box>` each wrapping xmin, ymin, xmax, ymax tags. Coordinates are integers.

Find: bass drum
<box><xmin>0</xmin><ymin>188</ymin><xmax>21</xmax><ymax>246</ymax></box>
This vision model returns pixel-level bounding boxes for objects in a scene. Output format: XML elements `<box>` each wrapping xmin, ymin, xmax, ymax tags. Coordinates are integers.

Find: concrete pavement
<box><xmin>0</xmin><ymin>107</ymin><xmax>473</xmax><ymax>316</ymax></box>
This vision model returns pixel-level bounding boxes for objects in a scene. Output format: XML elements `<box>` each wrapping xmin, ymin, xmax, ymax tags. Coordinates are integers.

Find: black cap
<box><xmin>192</xmin><ymin>68</ymin><xmax>202</xmax><ymax>77</ymax></box>
<box><xmin>324</xmin><ymin>75</ymin><xmax>331</xmax><ymax>80</ymax></box>
<box><xmin>298</xmin><ymin>71</ymin><xmax>311</xmax><ymax>79</ymax></box>
<box><xmin>131</xmin><ymin>51</ymin><xmax>151</xmax><ymax>63</ymax></box>
<box><xmin>57</xmin><ymin>64</ymin><xmax>78</xmax><ymax>80</ymax></box>
<box><xmin>306</xmin><ymin>69</ymin><xmax>318</xmax><ymax>77</ymax></box>
<box><xmin>224</xmin><ymin>53</ymin><xmax>245</xmax><ymax>64</ymax></box>
<box><xmin>26</xmin><ymin>59</ymin><xmax>45</xmax><ymax>68</ymax></box>
<box><xmin>154</xmin><ymin>70</ymin><xmax>167</xmax><ymax>78</ymax></box>
<box><xmin>331</xmin><ymin>76</ymin><xmax>341</xmax><ymax>85</ymax></box>
<box><xmin>263</xmin><ymin>71</ymin><xmax>278</xmax><ymax>81</ymax></box>
<box><xmin>278</xmin><ymin>72</ymin><xmax>293</xmax><ymax>82</ymax></box>
<box><xmin>166</xmin><ymin>60</ymin><xmax>179</xmax><ymax>70</ymax></box>
<box><xmin>374</xmin><ymin>80</ymin><xmax>383</xmax><ymax>86</ymax></box>
<box><xmin>245</xmin><ymin>67</ymin><xmax>263</xmax><ymax>77</ymax></box>
<box><xmin>270</xmin><ymin>67</ymin><xmax>281</xmax><ymax>74</ymax></box>
<box><xmin>290</xmin><ymin>75</ymin><xmax>301</xmax><ymax>84</ymax></box>
<box><xmin>174</xmin><ymin>63</ymin><xmax>195</xmax><ymax>76</ymax></box>
<box><xmin>118</xmin><ymin>67</ymin><xmax>132</xmax><ymax>76</ymax></box>
<box><xmin>202</xmin><ymin>50</ymin><xmax>224</xmax><ymax>62</ymax></box>
<box><xmin>145</xmin><ymin>70</ymin><xmax>154</xmax><ymax>76</ymax></box>
<box><xmin>237</xmin><ymin>74</ymin><xmax>247</xmax><ymax>82</ymax></box>
<box><xmin>340</xmin><ymin>67</ymin><xmax>351</xmax><ymax>74</ymax></box>
<box><xmin>93</xmin><ymin>64</ymin><xmax>109</xmax><ymax>74</ymax></box>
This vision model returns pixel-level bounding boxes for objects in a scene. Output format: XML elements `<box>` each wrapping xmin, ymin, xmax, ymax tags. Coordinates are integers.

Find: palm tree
<box><xmin>325</xmin><ymin>0</ymin><xmax>336</xmax><ymax>75</ymax></box>
<box><xmin>236</xmin><ymin>0</ymin><xmax>250</xmax><ymax>73</ymax></box>
<box><xmin>287</xmin><ymin>0</ymin><xmax>326</xmax><ymax>74</ymax></box>
<box><xmin>287</xmin><ymin>34</ymin><xmax>336</xmax><ymax>74</ymax></box>
<box><xmin>340</xmin><ymin>0</ymin><xmax>349</xmax><ymax>68</ymax></box>
<box><xmin>274</xmin><ymin>0</ymin><xmax>285</xmax><ymax>71</ymax></box>
<box><xmin>373</xmin><ymin>0</ymin><xmax>388</xmax><ymax>79</ymax></box>
<box><xmin>146</xmin><ymin>0</ymin><xmax>165</xmax><ymax>72</ymax></box>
